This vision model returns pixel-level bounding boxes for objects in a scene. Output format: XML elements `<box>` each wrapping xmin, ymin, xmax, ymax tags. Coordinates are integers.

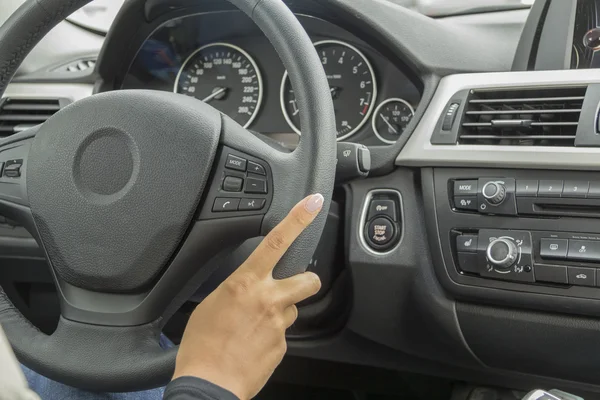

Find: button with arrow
<box><xmin>239</xmin><ymin>198</ymin><xmax>266</xmax><ymax>211</ymax></box>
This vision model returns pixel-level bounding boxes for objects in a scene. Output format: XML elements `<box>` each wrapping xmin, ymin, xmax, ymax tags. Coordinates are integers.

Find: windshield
<box><xmin>63</xmin><ymin>0</ymin><xmax>534</xmax><ymax>34</ymax></box>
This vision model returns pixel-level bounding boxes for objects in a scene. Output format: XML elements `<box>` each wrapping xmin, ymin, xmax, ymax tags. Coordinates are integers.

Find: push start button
<box><xmin>367</xmin><ymin>217</ymin><xmax>395</xmax><ymax>247</ymax></box>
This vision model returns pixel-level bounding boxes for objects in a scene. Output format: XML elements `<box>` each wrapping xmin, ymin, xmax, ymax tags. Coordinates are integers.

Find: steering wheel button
<box><xmin>248</xmin><ymin>161</ymin><xmax>266</xmax><ymax>176</ymax></box>
<box><xmin>239</xmin><ymin>198</ymin><xmax>266</xmax><ymax>211</ymax></box>
<box><xmin>3</xmin><ymin>160</ymin><xmax>22</xmax><ymax>178</ymax></box>
<box><xmin>245</xmin><ymin>177</ymin><xmax>267</xmax><ymax>194</ymax></box>
<box><xmin>222</xmin><ymin>176</ymin><xmax>243</xmax><ymax>192</ymax></box>
<box><xmin>212</xmin><ymin>198</ymin><xmax>240</xmax><ymax>212</ymax></box>
<box><xmin>225</xmin><ymin>154</ymin><xmax>247</xmax><ymax>171</ymax></box>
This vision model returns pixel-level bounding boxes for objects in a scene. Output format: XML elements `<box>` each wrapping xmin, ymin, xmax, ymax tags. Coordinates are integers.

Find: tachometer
<box><xmin>174</xmin><ymin>42</ymin><xmax>263</xmax><ymax>128</ymax></box>
<box><xmin>280</xmin><ymin>40</ymin><xmax>377</xmax><ymax>141</ymax></box>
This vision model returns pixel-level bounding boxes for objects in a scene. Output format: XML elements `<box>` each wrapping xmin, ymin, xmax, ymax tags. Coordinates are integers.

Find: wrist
<box><xmin>173</xmin><ymin>365</ymin><xmax>248</xmax><ymax>400</ymax></box>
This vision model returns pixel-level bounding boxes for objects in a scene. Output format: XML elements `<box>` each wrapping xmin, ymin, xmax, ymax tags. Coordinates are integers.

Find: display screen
<box><xmin>572</xmin><ymin>0</ymin><xmax>600</xmax><ymax>68</ymax></box>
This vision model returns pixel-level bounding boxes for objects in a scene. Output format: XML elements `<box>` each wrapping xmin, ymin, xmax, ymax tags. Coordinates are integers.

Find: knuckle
<box><xmin>291</xmin><ymin>208</ymin><xmax>310</xmax><ymax>226</ymax></box>
<box><xmin>259</xmin><ymin>296</ymin><xmax>278</xmax><ymax>317</ymax></box>
<box><xmin>278</xmin><ymin>339</ymin><xmax>288</xmax><ymax>355</ymax></box>
<box><xmin>289</xmin><ymin>305</ymin><xmax>299</xmax><ymax>322</ymax></box>
<box><xmin>305</xmin><ymin>272</ymin><xmax>322</xmax><ymax>293</ymax></box>
<box><xmin>273</xmin><ymin>315</ymin><xmax>287</xmax><ymax>332</ymax></box>
<box><xmin>265</xmin><ymin>231</ymin><xmax>286</xmax><ymax>252</ymax></box>
<box><xmin>224</xmin><ymin>274</ymin><xmax>254</xmax><ymax>297</ymax></box>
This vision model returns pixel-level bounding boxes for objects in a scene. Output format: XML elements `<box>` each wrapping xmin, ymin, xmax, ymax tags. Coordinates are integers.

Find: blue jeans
<box><xmin>21</xmin><ymin>334</ymin><xmax>174</xmax><ymax>400</ymax></box>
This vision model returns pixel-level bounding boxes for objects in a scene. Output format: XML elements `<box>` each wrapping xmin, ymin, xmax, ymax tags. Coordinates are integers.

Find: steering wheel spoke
<box><xmin>0</xmin><ymin>126</ymin><xmax>38</xmax><ymax>236</ymax></box>
<box><xmin>199</xmin><ymin>115</ymin><xmax>279</xmax><ymax>221</ymax></box>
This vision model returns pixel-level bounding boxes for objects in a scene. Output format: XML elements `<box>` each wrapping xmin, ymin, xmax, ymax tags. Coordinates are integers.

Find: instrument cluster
<box><xmin>121</xmin><ymin>12</ymin><xmax>421</xmax><ymax>146</ymax></box>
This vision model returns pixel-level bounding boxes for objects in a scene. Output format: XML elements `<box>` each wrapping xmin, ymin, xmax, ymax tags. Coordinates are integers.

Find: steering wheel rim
<box><xmin>0</xmin><ymin>0</ymin><xmax>336</xmax><ymax>392</ymax></box>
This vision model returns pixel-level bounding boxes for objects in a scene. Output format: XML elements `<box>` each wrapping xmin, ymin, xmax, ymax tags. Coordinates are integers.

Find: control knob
<box><xmin>486</xmin><ymin>238</ymin><xmax>518</xmax><ymax>270</ymax></box>
<box><xmin>482</xmin><ymin>181</ymin><xmax>506</xmax><ymax>205</ymax></box>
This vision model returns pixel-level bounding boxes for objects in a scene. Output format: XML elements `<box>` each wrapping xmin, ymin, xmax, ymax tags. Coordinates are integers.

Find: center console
<box><xmin>424</xmin><ymin>168</ymin><xmax>600</xmax><ymax>309</ymax></box>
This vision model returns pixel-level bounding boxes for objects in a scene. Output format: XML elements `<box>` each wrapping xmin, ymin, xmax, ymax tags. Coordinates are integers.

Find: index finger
<box><xmin>240</xmin><ymin>193</ymin><xmax>324</xmax><ymax>277</ymax></box>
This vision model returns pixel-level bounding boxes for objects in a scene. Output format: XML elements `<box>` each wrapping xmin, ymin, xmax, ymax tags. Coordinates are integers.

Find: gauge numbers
<box><xmin>281</xmin><ymin>40</ymin><xmax>377</xmax><ymax>141</ymax></box>
<box><xmin>174</xmin><ymin>42</ymin><xmax>263</xmax><ymax>128</ymax></box>
<box><xmin>372</xmin><ymin>98</ymin><xmax>415</xmax><ymax>144</ymax></box>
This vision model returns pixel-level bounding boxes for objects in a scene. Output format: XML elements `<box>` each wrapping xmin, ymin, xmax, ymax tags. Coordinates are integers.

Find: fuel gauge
<box><xmin>372</xmin><ymin>98</ymin><xmax>414</xmax><ymax>144</ymax></box>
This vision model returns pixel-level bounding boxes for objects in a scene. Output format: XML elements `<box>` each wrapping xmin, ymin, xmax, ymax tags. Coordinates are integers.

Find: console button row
<box><xmin>213</xmin><ymin>198</ymin><xmax>266</xmax><ymax>212</ymax></box>
<box><xmin>516</xmin><ymin>180</ymin><xmax>599</xmax><ymax>198</ymax></box>
<box><xmin>535</xmin><ymin>264</ymin><xmax>596</xmax><ymax>287</ymax></box>
<box><xmin>540</xmin><ymin>238</ymin><xmax>600</xmax><ymax>262</ymax></box>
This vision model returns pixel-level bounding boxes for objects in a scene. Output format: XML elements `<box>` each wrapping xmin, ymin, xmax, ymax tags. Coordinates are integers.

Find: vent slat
<box><xmin>469</xmin><ymin>96</ymin><xmax>585</xmax><ymax>104</ymax></box>
<box><xmin>458</xmin><ymin>87</ymin><xmax>586</xmax><ymax>147</ymax></box>
<box><xmin>460</xmin><ymin>135</ymin><xmax>577</xmax><ymax>140</ymax></box>
<box><xmin>463</xmin><ymin>121</ymin><xmax>579</xmax><ymax>127</ymax></box>
<box><xmin>0</xmin><ymin>115</ymin><xmax>53</xmax><ymax>122</ymax></box>
<box><xmin>2</xmin><ymin>104</ymin><xmax>60</xmax><ymax>111</ymax></box>
<box><xmin>0</xmin><ymin>98</ymin><xmax>62</xmax><ymax>138</ymax></box>
<box><xmin>466</xmin><ymin>109</ymin><xmax>581</xmax><ymax>115</ymax></box>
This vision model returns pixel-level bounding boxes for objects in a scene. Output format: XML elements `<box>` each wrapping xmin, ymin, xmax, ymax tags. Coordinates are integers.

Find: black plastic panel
<box><xmin>344</xmin><ymin>169</ymin><xmax>480</xmax><ymax>368</ymax></box>
<box><xmin>458</xmin><ymin>302</ymin><xmax>600</xmax><ymax>387</ymax></box>
<box><xmin>424</xmin><ymin>167</ymin><xmax>600</xmax><ymax>318</ymax></box>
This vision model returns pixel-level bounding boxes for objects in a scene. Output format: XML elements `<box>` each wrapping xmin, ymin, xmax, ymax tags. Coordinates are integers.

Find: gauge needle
<box><xmin>202</xmin><ymin>87</ymin><xmax>227</xmax><ymax>103</ymax></box>
<box><xmin>380</xmin><ymin>114</ymin><xmax>398</xmax><ymax>134</ymax></box>
<box><xmin>329</xmin><ymin>86</ymin><xmax>341</xmax><ymax>100</ymax></box>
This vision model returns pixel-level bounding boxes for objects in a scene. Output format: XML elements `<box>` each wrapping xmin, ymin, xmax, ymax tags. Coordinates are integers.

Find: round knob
<box><xmin>482</xmin><ymin>181</ymin><xmax>506</xmax><ymax>205</ymax></box>
<box><xmin>486</xmin><ymin>238</ymin><xmax>518</xmax><ymax>270</ymax></box>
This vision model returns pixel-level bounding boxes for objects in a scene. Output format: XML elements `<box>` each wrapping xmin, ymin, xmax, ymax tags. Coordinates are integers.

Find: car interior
<box><xmin>3</xmin><ymin>0</ymin><xmax>600</xmax><ymax>399</ymax></box>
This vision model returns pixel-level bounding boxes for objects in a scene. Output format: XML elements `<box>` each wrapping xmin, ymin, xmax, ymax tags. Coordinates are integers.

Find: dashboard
<box><xmin>119</xmin><ymin>12</ymin><xmax>421</xmax><ymax>147</ymax></box>
<box><xmin>16</xmin><ymin>0</ymin><xmax>600</xmax><ymax>397</ymax></box>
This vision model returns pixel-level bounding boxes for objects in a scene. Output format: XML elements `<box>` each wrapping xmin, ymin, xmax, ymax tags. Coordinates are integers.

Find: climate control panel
<box><xmin>428</xmin><ymin>168</ymin><xmax>600</xmax><ymax>311</ymax></box>
<box><xmin>455</xmin><ymin>229</ymin><xmax>600</xmax><ymax>288</ymax></box>
<box><xmin>456</xmin><ymin>229</ymin><xmax>534</xmax><ymax>283</ymax></box>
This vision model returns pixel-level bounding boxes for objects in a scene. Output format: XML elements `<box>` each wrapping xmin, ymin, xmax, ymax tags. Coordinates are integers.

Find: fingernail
<box><xmin>304</xmin><ymin>193</ymin><xmax>324</xmax><ymax>213</ymax></box>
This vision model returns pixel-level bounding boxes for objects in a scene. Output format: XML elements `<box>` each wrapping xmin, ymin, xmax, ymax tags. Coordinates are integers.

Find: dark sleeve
<box><xmin>163</xmin><ymin>376</ymin><xmax>240</xmax><ymax>400</ymax></box>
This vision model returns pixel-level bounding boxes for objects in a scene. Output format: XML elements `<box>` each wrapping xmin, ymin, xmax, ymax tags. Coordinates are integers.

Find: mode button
<box><xmin>225</xmin><ymin>154</ymin><xmax>247</xmax><ymax>172</ymax></box>
<box><xmin>454</xmin><ymin>180</ymin><xmax>478</xmax><ymax>196</ymax></box>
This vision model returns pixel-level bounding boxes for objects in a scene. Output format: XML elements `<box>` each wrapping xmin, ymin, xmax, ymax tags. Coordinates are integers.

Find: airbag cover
<box><xmin>27</xmin><ymin>90</ymin><xmax>221</xmax><ymax>292</ymax></box>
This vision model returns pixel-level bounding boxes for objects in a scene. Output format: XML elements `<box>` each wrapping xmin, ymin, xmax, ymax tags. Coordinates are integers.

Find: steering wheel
<box><xmin>0</xmin><ymin>0</ymin><xmax>335</xmax><ymax>392</ymax></box>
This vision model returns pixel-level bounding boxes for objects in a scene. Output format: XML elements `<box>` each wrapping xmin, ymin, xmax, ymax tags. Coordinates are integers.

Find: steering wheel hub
<box><xmin>27</xmin><ymin>91</ymin><xmax>221</xmax><ymax>292</ymax></box>
<box><xmin>74</xmin><ymin>126</ymin><xmax>138</xmax><ymax>198</ymax></box>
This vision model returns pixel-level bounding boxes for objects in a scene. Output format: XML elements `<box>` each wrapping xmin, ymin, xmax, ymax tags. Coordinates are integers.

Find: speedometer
<box><xmin>174</xmin><ymin>42</ymin><xmax>263</xmax><ymax>128</ymax></box>
<box><xmin>281</xmin><ymin>40</ymin><xmax>377</xmax><ymax>141</ymax></box>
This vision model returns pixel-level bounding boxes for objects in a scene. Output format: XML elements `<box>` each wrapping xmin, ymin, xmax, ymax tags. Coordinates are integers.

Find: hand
<box><xmin>173</xmin><ymin>194</ymin><xmax>325</xmax><ymax>400</ymax></box>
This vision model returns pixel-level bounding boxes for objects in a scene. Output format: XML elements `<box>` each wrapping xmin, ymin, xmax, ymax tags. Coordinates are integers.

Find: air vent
<box><xmin>459</xmin><ymin>86</ymin><xmax>587</xmax><ymax>146</ymax></box>
<box><xmin>54</xmin><ymin>58</ymin><xmax>96</xmax><ymax>73</ymax></box>
<box><xmin>0</xmin><ymin>98</ymin><xmax>63</xmax><ymax>138</ymax></box>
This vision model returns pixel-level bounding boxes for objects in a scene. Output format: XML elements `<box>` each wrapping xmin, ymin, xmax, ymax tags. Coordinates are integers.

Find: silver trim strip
<box><xmin>396</xmin><ymin>69</ymin><xmax>600</xmax><ymax>170</ymax></box>
<box><xmin>358</xmin><ymin>189</ymin><xmax>404</xmax><ymax>256</ymax></box>
<box><xmin>3</xmin><ymin>83</ymin><xmax>94</xmax><ymax>102</ymax></box>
